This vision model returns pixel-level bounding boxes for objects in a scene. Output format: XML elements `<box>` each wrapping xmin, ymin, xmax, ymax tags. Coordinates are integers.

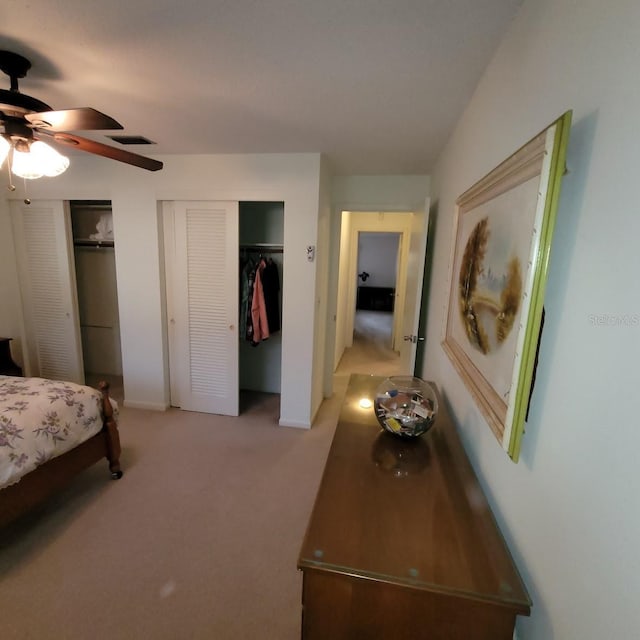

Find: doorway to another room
<box><xmin>336</xmin><ymin>231</ymin><xmax>402</xmax><ymax>378</ymax></box>
<box><xmin>332</xmin><ymin>209</ymin><xmax>428</xmax><ymax>385</ymax></box>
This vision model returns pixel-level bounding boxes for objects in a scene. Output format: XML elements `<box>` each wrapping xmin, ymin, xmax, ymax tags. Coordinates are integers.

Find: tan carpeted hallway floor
<box><xmin>0</xmin><ymin>311</ymin><xmax>399</xmax><ymax>639</ymax></box>
<box><xmin>335</xmin><ymin>310</ymin><xmax>402</xmax><ymax>378</ymax></box>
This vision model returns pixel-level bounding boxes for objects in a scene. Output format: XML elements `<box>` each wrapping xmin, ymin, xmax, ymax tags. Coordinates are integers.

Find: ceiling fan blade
<box><xmin>41</xmin><ymin>131</ymin><xmax>163</xmax><ymax>172</ymax></box>
<box><xmin>25</xmin><ymin>108</ymin><xmax>123</xmax><ymax>131</ymax></box>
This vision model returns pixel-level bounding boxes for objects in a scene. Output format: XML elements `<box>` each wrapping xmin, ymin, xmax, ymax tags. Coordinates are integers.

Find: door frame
<box><xmin>336</xmin><ymin>211</ymin><xmax>415</xmax><ymax>364</ymax></box>
<box><xmin>162</xmin><ymin>201</ymin><xmax>180</xmax><ymax>406</ymax></box>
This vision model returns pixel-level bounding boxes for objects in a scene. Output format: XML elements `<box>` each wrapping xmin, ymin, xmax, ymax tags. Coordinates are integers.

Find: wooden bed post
<box><xmin>99</xmin><ymin>381</ymin><xmax>123</xmax><ymax>479</ymax></box>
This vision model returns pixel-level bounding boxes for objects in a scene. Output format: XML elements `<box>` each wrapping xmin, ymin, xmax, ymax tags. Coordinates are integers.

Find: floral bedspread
<box><xmin>0</xmin><ymin>376</ymin><xmax>111</xmax><ymax>489</ymax></box>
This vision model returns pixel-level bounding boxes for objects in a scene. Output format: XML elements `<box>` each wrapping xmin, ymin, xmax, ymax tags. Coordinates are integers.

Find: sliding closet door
<box><xmin>10</xmin><ymin>200</ymin><xmax>84</xmax><ymax>383</ymax></box>
<box><xmin>170</xmin><ymin>201</ymin><xmax>239</xmax><ymax>415</ymax></box>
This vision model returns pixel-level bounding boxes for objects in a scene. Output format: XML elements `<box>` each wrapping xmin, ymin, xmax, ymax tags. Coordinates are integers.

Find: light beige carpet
<box><xmin>0</xmin><ymin>318</ymin><xmax>396</xmax><ymax>640</ymax></box>
<box><xmin>335</xmin><ymin>310</ymin><xmax>402</xmax><ymax>378</ymax></box>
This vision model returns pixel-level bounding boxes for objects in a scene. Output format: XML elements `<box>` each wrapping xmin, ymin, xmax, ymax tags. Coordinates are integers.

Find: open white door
<box><xmin>169</xmin><ymin>201</ymin><xmax>239</xmax><ymax>416</ymax></box>
<box><xmin>10</xmin><ymin>200</ymin><xmax>84</xmax><ymax>383</ymax></box>
<box><xmin>398</xmin><ymin>202</ymin><xmax>430</xmax><ymax>374</ymax></box>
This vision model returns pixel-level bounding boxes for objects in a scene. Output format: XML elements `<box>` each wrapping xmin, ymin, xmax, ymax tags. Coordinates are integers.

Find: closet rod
<box><xmin>240</xmin><ymin>243</ymin><xmax>283</xmax><ymax>254</ymax></box>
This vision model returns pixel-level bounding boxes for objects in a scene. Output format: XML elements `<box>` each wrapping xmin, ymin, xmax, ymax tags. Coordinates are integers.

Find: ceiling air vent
<box><xmin>107</xmin><ymin>135</ymin><xmax>156</xmax><ymax>145</ymax></box>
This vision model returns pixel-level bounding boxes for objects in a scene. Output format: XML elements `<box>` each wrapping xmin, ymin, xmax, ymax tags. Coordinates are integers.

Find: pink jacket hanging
<box><xmin>251</xmin><ymin>259</ymin><xmax>270</xmax><ymax>343</ymax></box>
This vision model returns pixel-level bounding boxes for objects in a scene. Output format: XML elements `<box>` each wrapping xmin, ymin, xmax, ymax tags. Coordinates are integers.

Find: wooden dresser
<box><xmin>356</xmin><ymin>286</ymin><xmax>395</xmax><ymax>311</ymax></box>
<box><xmin>298</xmin><ymin>374</ymin><xmax>530</xmax><ymax>640</ymax></box>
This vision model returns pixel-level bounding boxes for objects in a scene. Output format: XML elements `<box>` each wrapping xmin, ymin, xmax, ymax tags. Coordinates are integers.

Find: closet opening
<box><xmin>239</xmin><ymin>201</ymin><xmax>284</xmax><ymax>417</ymax></box>
<box><xmin>69</xmin><ymin>200</ymin><xmax>123</xmax><ymax>403</ymax></box>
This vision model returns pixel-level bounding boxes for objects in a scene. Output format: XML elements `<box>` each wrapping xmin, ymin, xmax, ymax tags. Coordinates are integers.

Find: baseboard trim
<box><xmin>279</xmin><ymin>419</ymin><xmax>311</xmax><ymax>429</ymax></box>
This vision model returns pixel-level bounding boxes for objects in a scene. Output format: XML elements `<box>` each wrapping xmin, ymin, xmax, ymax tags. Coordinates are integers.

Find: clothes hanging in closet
<box><xmin>251</xmin><ymin>258</ymin><xmax>270</xmax><ymax>343</ymax></box>
<box><xmin>240</xmin><ymin>254</ymin><xmax>280</xmax><ymax>346</ymax></box>
<box><xmin>262</xmin><ymin>259</ymin><xmax>280</xmax><ymax>333</ymax></box>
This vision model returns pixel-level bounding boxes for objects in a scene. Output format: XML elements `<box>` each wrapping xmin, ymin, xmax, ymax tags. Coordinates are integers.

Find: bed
<box><xmin>0</xmin><ymin>375</ymin><xmax>122</xmax><ymax>528</ymax></box>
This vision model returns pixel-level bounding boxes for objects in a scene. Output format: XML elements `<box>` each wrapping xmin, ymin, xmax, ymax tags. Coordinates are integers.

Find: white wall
<box><xmin>311</xmin><ymin>155</ymin><xmax>332</xmax><ymax>416</ymax></box>
<box><xmin>357</xmin><ymin>233</ymin><xmax>399</xmax><ymax>288</ymax></box>
<box><xmin>331</xmin><ymin>175</ymin><xmax>430</xmax><ymax>210</ymax></box>
<box><xmin>421</xmin><ymin>1</ymin><xmax>640</xmax><ymax>638</ymax></box>
<box><xmin>1</xmin><ymin>153</ymin><xmax>321</xmax><ymax>426</ymax></box>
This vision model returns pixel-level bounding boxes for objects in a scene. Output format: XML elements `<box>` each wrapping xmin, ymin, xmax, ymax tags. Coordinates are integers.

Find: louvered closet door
<box><xmin>173</xmin><ymin>201</ymin><xmax>239</xmax><ymax>415</ymax></box>
<box><xmin>10</xmin><ymin>200</ymin><xmax>84</xmax><ymax>383</ymax></box>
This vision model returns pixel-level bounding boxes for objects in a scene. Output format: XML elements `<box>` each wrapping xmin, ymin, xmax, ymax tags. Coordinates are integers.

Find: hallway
<box><xmin>335</xmin><ymin>310</ymin><xmax>402</xmax><ymax>379</ymax></box>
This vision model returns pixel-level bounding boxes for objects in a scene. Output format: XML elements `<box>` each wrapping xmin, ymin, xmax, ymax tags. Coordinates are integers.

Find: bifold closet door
<box><xmin>10</xmin><ymin>200</ymin><xmax>84</xmax><ymax>383</ymax></box>
<box><xmin>170</xmin><ymin>201</ymin><xmax>239</xmax><ymax>416</ymax></box>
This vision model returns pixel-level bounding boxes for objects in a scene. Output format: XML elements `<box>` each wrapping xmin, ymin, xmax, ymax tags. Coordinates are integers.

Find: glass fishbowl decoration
<box><xmin>374</xmin><ymin>376</ymin><xmax>438</xmax><ymax>438</ymax></box>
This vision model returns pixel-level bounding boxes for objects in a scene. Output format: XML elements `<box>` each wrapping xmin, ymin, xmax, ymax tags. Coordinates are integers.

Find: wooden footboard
<box><xmin>99</xmin><ymin>380</ymin><xmax>123</xmax><ymax>479</ymax></box>
<box><xmin>0</xmin><ymin>381</ymin><xmax>123</xmax><ymax>529</ymax></box>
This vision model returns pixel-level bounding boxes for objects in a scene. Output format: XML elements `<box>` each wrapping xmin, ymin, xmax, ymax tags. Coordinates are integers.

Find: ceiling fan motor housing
<box><xmin>3</xmin><ymin>116</ymin><xmax>34</xmax><ymax>146</ymax></box>
<box><xmin>0</xmin><ymin>51</ymin><xmax>52</xmax><ymax>115</ymax></box>
<box><xmin>0</xmin><ymin>89</ymin><xmax>53</xmax><ymax>116</ymax></box>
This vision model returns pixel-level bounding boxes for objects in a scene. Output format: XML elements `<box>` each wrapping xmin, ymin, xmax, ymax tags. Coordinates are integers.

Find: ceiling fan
<box><xmin>0</xmin><ymin>50</ymin><xmax>163</xmax><ymax>175</ymax></box>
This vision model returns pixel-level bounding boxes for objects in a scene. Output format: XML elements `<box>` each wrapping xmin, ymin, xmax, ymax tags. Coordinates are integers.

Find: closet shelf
<box><xmin>71</xmin><ymin>201</ymin><xmax>112</xmax><ymax>210</ymax></box>
<box><xmin>74</xmin><ymin>238</ymin><xmax>115</xmax><ymax>248</ymax></box>
<box><xmin>240</xmin><ymin>243</ymin><xmax>283</xmax><ymax>254</ymax></box>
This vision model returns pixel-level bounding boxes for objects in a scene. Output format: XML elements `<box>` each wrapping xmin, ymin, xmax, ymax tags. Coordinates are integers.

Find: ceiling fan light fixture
<box><xmin>1</xmin><ymin>50</ymin><xmax>162</xmax><ymax>173</ymax></box>
<box><xmin>30</xmin><ymin>140</ymin><xmax>70</xmax><ymax>177</ymax></box>
<box><xmin>11</xmin><ymin>140</ymin><xmax>69</xmax><ymax>179</ymax></box>
<box><xmin>11</xmin><ymin>146</ymin><xmax>43</xmax><ymax>179</ymax></box>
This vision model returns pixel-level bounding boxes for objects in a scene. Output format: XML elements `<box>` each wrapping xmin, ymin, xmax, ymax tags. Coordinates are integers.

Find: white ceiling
<box><xmin>1</xmin><ymin>0</ymin><xmax>523</xmax><ymax>175</ymax></box>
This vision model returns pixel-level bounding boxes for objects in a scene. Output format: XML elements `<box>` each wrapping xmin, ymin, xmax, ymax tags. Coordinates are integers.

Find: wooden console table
<box><xmin>298</xmin><ymin>374</ymin><xmax>530</xmax><ymax>639</ymax></box>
